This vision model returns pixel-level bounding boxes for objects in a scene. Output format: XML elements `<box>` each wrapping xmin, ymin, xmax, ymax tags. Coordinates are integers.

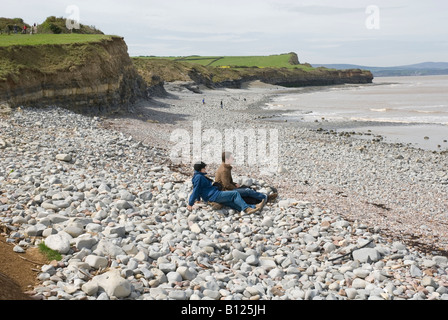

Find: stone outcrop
<box><xmin>288</xmin><ymin>52</ymin><xmax>300</xmax><ymax>65</ymax></box>
<box><xmin>202</xmin><ymin>67</ymin><xmax>373</xmax><ymax>89</ymax></box>
<box><xmin>245</xmin><ymin>67</ymin><xmax>373</xmax><ymax>88</ymax></box>
<box><xmin>0</xmin><ymin>36</ymin><xmax>147</xmax><ymax>114</ymax></box>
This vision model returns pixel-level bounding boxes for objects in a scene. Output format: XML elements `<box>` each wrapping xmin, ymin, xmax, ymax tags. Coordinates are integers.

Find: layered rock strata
<box><xmin>0</xmin><ymin>36</ymin><xmax>147</xmax><ymax>114</ymax></box>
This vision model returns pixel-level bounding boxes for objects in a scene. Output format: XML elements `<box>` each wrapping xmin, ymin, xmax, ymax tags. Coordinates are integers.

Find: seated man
<box><xmin>215</xmin><ymin>152</ymin><xmax>278</xmax><ymax>204</ymax></box>
<box><xmin>187</xmin><ymin>162</ymin><xmax>265</xmax><ymax>214</ymax></box>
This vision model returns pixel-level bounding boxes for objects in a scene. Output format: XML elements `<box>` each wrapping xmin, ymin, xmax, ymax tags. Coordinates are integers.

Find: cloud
<box><xmin>276</xmin><ymin>4</ymin><xmax>365</xmax><ymax>16</ymax></box>
<box><xmin>151</xmin><ymin>33</ymin><xmax>258</xmax><ymax>43</ymax></box>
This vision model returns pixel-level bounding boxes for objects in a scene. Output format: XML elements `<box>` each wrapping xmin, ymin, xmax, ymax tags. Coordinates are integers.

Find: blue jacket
<box><xmin>188</xmin><ymin>171</ymin><xmax>220</xmax><ymax>206</ymax></box>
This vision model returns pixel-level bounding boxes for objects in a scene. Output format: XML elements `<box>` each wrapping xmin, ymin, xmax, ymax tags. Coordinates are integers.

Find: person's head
<box><xmin>222</xmin><ymin>152</ymin><xmax>234</xmax><ymax>164</ymax></box>
<box><xmin>194</xmin><ymin>161</ymin><xmax>207</xmax><ymax>173</ymax></box>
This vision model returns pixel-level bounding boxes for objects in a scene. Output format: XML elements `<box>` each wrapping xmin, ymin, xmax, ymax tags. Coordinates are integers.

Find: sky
<box><xmin>2</xmin><ymin>0</ymin><xmax>448</xmax><ymax>66</ymax></box>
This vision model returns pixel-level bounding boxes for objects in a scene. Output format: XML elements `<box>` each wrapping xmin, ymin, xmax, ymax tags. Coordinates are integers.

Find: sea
<box><xmin>264</xmin><ymin>75</ymin><xmax>448</xmax><ymax>151</ymax></box>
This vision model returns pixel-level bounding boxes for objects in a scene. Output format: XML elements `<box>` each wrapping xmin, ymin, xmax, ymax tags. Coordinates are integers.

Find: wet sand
<box><xmin>263</xmin><ymin>75</ymin><xmax>448</xmax><ymax>152</ymax></box>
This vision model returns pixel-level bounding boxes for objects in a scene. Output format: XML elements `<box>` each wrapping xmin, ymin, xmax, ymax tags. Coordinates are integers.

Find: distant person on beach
<box><xmin>202</xmin><ymin>98</ymin><xmax>206</xmax><ymax>105</ymax></box>
<box><xmin>187</xmin><ymin>161</ymin><xmax>265</xmax><ymax>215</ymax></box>
<box><xmin>214</xmin><ymin>152</ymin><xmax>277</xmax><ymax>205</ymax></box>
<box><xmin>220</xmin><ymin>101</ymin><xmax>223</xmax><ymax>109</ymax></box>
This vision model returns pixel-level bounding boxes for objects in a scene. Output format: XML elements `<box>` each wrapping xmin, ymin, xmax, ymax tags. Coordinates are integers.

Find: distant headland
<box><xmin>312</xmin><ymin>62</ymin><xmax>448</xmax><ymax>77</ymax></box>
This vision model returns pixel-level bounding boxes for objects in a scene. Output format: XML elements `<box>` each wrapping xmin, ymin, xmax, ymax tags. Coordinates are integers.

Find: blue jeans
<box><xmin>235</xmin><ymin>188</ymin><xmax>268</xmax><ymax>202</ymax></box>
<box><xmin>214</xmin><ymin>190</ymin><xmax>255</xmax><ymax>212</ymax></box>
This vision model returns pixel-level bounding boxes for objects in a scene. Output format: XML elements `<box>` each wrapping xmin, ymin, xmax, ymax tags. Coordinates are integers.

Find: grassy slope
<box><xmin>133</xmin><ymin>53</ymin><xmax>323</xmax><ymax>87</ymax></box>
<box><xmin>132</xmin><ymin>57</ymin><xmax>244</xmax><ymax>86</ymax></box>
<box><xmin>137</xmin><ymin>53</ymin><xmax>313</xmax><ymax>70</ymax></box>
<box><xmin>0</xmin><ymin>34</ymin><xmax>112</xmax><ymax>47</ymax></box>
<box><xmin>208</xmin><ymin>55</ymin><xmax>302</xmax><ymax>69</ymax></box>
<box><xmin>0</xmin><ymin>34</ymin><xmax>115</xmax><ymax>81</ymax></box>
<box><xmin>133</xmin><ymin>53</ymin><xmax>331</xmax><ymax>87</ymax></box>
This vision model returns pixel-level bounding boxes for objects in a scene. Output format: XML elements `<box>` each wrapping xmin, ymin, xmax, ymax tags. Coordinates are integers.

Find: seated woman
<box><xmin>187</xmin><ymin>162</ymin><xmax>265</xmax><ymax>214</ymax></box>
<box><xmin>214</xmin><ymin>152</ymin><xmax>278</xmax><ymax>205</ymax></box>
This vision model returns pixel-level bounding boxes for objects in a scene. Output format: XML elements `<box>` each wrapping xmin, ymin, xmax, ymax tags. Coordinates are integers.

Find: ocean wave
<box><xmin>370</xmin><ymin>107</ymin><xmax>447</xmax><ymax>115</ymax></box>
<box><xmin>415</xmin><ymin>110</ymin><xmax>441</xmax><ymax>114</ymax></box>
<box><xmin>350</xmin><ymin>116</ymin><xmax>448</xmax><ymax>126</ymax></box>
<box><xmin>263</xmin><ymin>103</ymin><xmax>285</xmax><ymax>109</ymax></box>
<box><xmin>370</xmin><ymin>108</ymin><xmax>389</xmax><ymax>112</ymax></box>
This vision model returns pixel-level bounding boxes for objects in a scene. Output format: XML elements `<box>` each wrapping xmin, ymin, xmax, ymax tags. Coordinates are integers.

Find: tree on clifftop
<box><xmin>38</xmin><ymin>16</ymin><xmax>104</xmax><ymax>34</ymax></box>
<box><xmin>0</xmin><ymin>18</ymin><xmax>30</xmax><ymax>33</ymax></box>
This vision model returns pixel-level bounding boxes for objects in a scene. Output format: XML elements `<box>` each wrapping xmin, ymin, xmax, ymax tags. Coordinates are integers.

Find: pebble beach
<box><xmin>1</xmin><ymin>82</ymin><xmax>448</xmax><ymax>301</ymax></box>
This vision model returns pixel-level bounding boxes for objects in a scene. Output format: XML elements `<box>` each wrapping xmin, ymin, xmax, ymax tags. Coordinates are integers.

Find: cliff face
<box><xmin>242</xmin><ymin>68</ymin><xmax>373</xmax><ymax>88</ymax></box>
<box><xmin>0</xmin><ymin>36</ymin><xmax>147</xmax><ymax>114</ymax></box>
<box><xmin>192</xmin><ymin>67</ymin><xmax>373</xmax><ymax>89</ymax></box>
<box><xmin>132</xmin><ymin>58</ymin><xmax>373</xmax><ymax>91</ymax></box>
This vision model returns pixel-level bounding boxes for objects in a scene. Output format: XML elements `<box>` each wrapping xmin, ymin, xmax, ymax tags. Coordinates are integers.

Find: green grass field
<box><xmin>138</xmin><ymin>53</ymin><xmax>313</xmax><ymax>70</ymax></box>
<box><xmin>0</xmin><ymin>34</ymin><xmax>113</xmax><ymax>47</ymax></box>
<box><xmin>0</xmin><ymin>34</ymin><xmax>117</xmax><ymax>81</ymax></box>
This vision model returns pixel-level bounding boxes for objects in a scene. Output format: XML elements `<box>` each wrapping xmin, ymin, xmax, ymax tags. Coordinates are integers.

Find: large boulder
<box><xmin>44</xmin><ymin>233</ymin><xmax>72</xmax><ymax>254</ymax></box>
<box><xmin>91</xmin><ymin>269</ymin><xmax>131</xmax><ymax>298</ymax></box>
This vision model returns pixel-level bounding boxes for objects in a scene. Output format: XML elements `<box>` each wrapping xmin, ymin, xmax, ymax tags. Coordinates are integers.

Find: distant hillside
<box><xmin>139</xmin><ymin>52</ymin><xmax>306</xmax><ymax>70</ymax></box>
<box><xmin>133</xmin><ymin>55</ymin><xmax>373</xmax><ymax>89</ymax></box>
<box><xmin>312</xmin><ymin>62</ymin><xmax>448</xmax><ymax>77</ymax></box>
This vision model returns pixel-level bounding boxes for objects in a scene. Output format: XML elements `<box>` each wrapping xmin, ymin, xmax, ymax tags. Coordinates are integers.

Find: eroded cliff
<box><xmin>132</xmin><ymin>58</ymin><xmax>373</xmax><ymax>90</ymax></box>
<box><xmin>0</xmin><ymin>36</ymin><xmax>147</xmax><ymax>114</ymax></box>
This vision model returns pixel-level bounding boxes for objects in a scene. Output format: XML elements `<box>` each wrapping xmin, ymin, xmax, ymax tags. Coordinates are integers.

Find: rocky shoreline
<box><xmin>1</xmin><ymin>84</ymin><xmax>448</xmax><ymax>300</ymax></box>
